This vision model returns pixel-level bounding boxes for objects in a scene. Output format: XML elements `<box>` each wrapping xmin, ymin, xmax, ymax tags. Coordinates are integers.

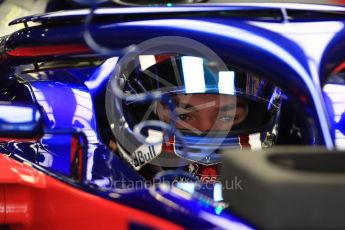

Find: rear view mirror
<box><xmin>0</xmin><ymin>102</ymin><xmax>43</xmax><ymax>140</ymax></box>
<box><xmin>0</xmin><ymin>102</ymin><xmax>87</xmax><ymax>183</ymax></box>
<box><xmin>4</xmin><ymin>129</ymin><xmax>88</xmax><ymax>183</ymax></box>
<box><xmin>38</xmin><ymin>130</ymin><xmax>88</xmax><ymax>183</ymax></box>
<box><xmin>70</xmin><ymin>132</ymin><xmax>88</xmax><ymax>182</ymax></box>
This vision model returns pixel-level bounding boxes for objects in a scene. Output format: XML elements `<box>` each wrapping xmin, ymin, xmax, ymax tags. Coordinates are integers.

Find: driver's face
<box><xmin>157</xmin><ymin>94</ymin><xmax>248</xmax><ymax>132</ymax></box>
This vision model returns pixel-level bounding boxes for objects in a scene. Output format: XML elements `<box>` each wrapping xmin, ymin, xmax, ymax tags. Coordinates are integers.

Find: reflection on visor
<box><xmin>181</xmin><ymin>56</ymin><xmax>236</xmax><ymax>95</ymax></box>
<box><xmin>112</xmin><ymin>54</ymin><xmax>281</xmax><ymax>172</ymax></box>
<box><xmin>125</xmin><ymin>55</ymin><xmax>280</xmax><ymax>102</ymax></box>
<box><xmin>181</xmin><ymin>56</ymin><xmax>206</xmax><ymax>93</ymax></box>
<box><xmin>139</xmin><ymin>55</ymin><xmax>157</xmax><ymax>71</ymax></box>
<box><xmin>218</xmin><ymin>71</ymin><xmax>235</xmax><ymax>95</ymax></box>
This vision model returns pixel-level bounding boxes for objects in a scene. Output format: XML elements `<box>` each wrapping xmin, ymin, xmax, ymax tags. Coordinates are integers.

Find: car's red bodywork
<box><xmin>0</xmin><ymin>154</ymin><xmax>183</xmax><ymax>229</ymax></box>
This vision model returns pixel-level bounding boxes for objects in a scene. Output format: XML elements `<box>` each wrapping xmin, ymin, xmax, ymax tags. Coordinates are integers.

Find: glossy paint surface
<box><xmin>0</xmin><ymin>4</ymin><xmax>345</xmax><ymax>229</ymax></box>
<box><xmin>1</xmin><ymin>77</ymin><xmax>250</xmax><ymax>228</ymax></box>
<box><xmin>4</xmin><ymin>18</ymin><xmax>335</xmax><ymax>145</ymax></box>
<box><xmin>8</xmin><ymin>3</ymin><xmax>345</xmax><ymax>26</ymax></box>
<box><xmin>0</xmin><ymin>154</ymin><xmax>184</xmax><ymax>230</ymax></box>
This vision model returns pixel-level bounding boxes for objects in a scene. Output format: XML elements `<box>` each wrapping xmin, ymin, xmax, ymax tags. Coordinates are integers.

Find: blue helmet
<box><xmin>106</xmin><ymin>54</ymin><xmax>281</xmax><ymax>180</ymax></box>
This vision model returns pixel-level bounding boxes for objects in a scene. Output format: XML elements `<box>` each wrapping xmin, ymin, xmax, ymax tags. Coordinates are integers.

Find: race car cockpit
<box><xmin>0</xmin><ymin>3</ymin><xmax>343</xmax><ymax>229</ymax></box>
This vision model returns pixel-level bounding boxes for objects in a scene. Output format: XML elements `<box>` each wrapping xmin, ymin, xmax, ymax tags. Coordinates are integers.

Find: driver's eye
<box><xmin>177</xmin><ymin>114</ymin><xmax>192</xmax><ymax>121</ymax></box>
<box><xmin>217</xmin><ymin>115</ymin><xmax>234</xmax><ymax>123</ymax></box>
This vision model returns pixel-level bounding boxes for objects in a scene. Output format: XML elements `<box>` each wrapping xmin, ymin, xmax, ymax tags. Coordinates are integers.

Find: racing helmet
<box><xmin>106</xmin><ymin>54</ymin><xmax>281</xmax><ymax>181</ymax></box>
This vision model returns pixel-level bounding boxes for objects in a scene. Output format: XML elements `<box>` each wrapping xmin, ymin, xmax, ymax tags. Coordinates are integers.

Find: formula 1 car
<box><xmin>0</xmin><ymin>3</ymin><xmax>345</xmax><ymax>230</ymax></box>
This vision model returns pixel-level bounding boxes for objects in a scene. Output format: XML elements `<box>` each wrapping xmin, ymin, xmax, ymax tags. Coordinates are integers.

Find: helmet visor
<box><xmin>109</xmin><ymin>54</ymin><xmax>281</xmax><ymax>168</ymax></box>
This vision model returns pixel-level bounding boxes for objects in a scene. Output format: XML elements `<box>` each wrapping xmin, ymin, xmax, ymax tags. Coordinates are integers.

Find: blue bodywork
<box><xmin>0</xmin><ymin>3</ymin><xmax>345</xmax><ymax>229</ymax></box>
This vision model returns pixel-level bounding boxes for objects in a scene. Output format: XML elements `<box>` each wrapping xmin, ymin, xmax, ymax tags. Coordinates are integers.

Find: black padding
<box><xmin>221</xmin><ymin>147</ymin><xmax>345</xmax><ymax>230</ymax></box>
